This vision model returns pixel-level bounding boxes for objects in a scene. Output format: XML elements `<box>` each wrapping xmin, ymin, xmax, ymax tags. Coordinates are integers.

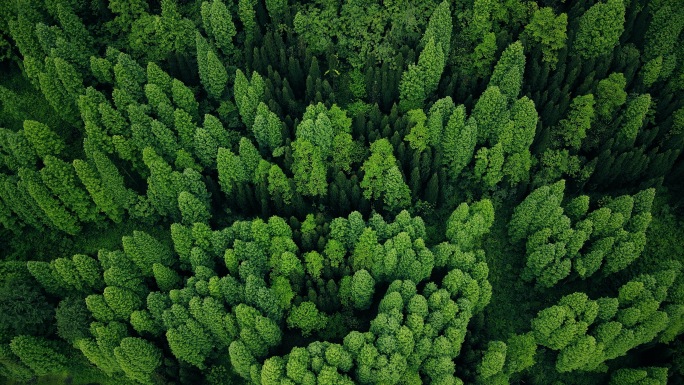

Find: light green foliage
<box><xmin>10</xmin><ymin>335</ymin><xmax>68</xmax><ymax>376</ymax></box>
<box><xmin>167</xmin><ymin>318</ymin><xmax>213</xmax><ymax>369</ymax></box>
<box><xmin>73</xmin><ymin>153</ymin><xmax>130</xmax><ymax>223</ymax></box>
<box><xmin>643</xmin><ymin>5</ymin><xmax>684</xmax><ymax>61</ymax></box>
<box><xmin>478</xmin><ymin>341</ymin><xmax>506</xmax><ymax>379</ymax></box>
<box><xmin>596</xmin><ymin>73</ymin><xmax>627</xmax><ymax>120</ymax></box>
<box><xmin>574</xmin><ymin>0</ymin><xmax>626</xmax><ymax>59</ymax></box>
<box><xmin>292</xmin><ymin>139</ymin><xmax>328</xmax><ymax>198</ymax></box>
<box><xmin>405</xmin><ymin>109</ymin><xmax>428</xmax><ymax>152</ymax></box>
<box><xmin>351</xmin><ymin>269</ymin><xmax>375</xmax><ymax>310</ymax></box>
<box><xmin>443</xmin><ymin>110</ymin><xmax>478</xmax><ymax>177</ymax></box>
<box><xmin>234</xmin><ymin>69</ymin><xmax>265</xmax><ymax>128</ymax></box>
<box><xmin>0</xmin><ymin>2</ymin><xmax>681</xmax><ymax>384</ymax></box>
<box><xmin>238</xmin><ymin>0</ymin><xmax>257</xmax><ymax>44</ymax></box>
<box><xmin>178</xmin><ymin>191</ymin><xmax>211</xmax><ymax>224</ymax></box>
<box><xmin>114</xmin><ymin>337</ymin><xmax>162</xmax><ymax>384</ymax></box>
<box><xmin>217</xmin><ymin>147</ymin><xmax>246</xmax><ymax>196</ymax></box>
<box><xmin>153</xmin><ymin>263</ymin><xmax>181</xmax><ymax>292</ymax></box>
<box><xmin>361</xmin><ymin>139</ymin><xmax>411</xmax><ymax>212</ymax></box>
<box><xmin>472</xmin><ymin>86</ymin><xmax>509</xmax><ymax>145</ymax></box>
<box><xmin>146</xmin><ymin>62</ymin><xmax>172</xmax><ymax>94</ymax></box>
<box><xmin>122</xmin><ymin>230</ymin><xmax>173</xmax><ymax>277</ymax></box>
<box><xmin>523</xmin><ymin>7</ymin><xmax>567</xmax><ymax>68</ymax></box>
<box><xmin>287</xmin><ymin>301</ymin><xmax>328</xmax><ymax>337</ymax></box>
<box><xmin>610</xmin><ymin>367</ymin><xmax>668</xmax><ymax>385</ymax></box>
<box><xmin>202</xmin><ymin>0</ymin><xmax>237</xmax><ymax>56</ymax></box>
<box><xmin>104</xmin><ymin>286</ymin><xmax>143</xmax><ymax>320</ymax></box>
<box><xmin>19</xmin><ymin>168</ymin><xmax>80</xmax><ymax>234</ymax></box>
<box><xmin>253</xmin><ymin>103</ymin><xmax>283</xmax><ymax>153</ymax></box>
<box><xmin>489</xmin><ymin>41</ymin><xmax>525</xmax><ymax>101</ymax></box>
<box><xmin>619</xmin><ymin>94</ymin><xmax>651</xmax><ymax>149</ymax></box>
<box><xmin>23</xmin><ymin>120</ymin><xmax>65</xmax><ymax>158</ymax></box>
<box><xmin>399</xmin><ymin>37</ymin><xmax>445</xmax><ymax>112</ymax></box>
<box><xmin>446</xmin><ymin>200</ymin><xmax>494</xmax><ymax>251</ymax></box>
<box><xmin>555</xmin><ymin>94</ymin><xmax>595</xmax><ymax>150</ymax></box>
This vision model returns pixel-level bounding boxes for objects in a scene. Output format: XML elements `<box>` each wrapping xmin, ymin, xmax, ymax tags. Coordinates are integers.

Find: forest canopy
<box><xmin>0</xmin><ymin>0</ymin><xmax>684</xmax><ymax>384</ymax></box>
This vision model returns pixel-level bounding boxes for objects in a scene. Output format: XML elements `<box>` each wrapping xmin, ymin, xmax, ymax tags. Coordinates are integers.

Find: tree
<box><xmin>595</xmin><ymin>73</ymin><xmax>627</xmax><ymax>120</ymax></box>
<box><xmin>292</xmin><ymin>139</ymin><xmax>328</xmax><ymax>198</ymax></box>
<box><xmin>122</xmin><ymin>230</ymin><xmax>173</xmax><ymax>277</ymax></box>
<box><xmin>22</xmin><ymin>120</ymin><xmax>65</xmax><ymax>158</ymax></box>
<box><xmin>489</xmin><ymin>41</ymin><xmax>525</xmax><ymax>101</ymax></box>
<box><xmin>472</xmin><ymin>86</ymin><xmax>509</xmax><ymax>145</ymax></box>
<box><xmin>420</xmin><ymin>1</ymin><xmax>451</xmax><ymax>56</ymax></box>
<box><xmin>167</xmin><ymin>319</ymin><xmax>213</xmax><ymax>369</ymax></box>
<box><xmin>399</xmin><ymin>37</ymin><xmax>445</xmax><ymax>112</ymax></box>
<box><xmin>477</xmin><ymin>341</ymin><xmax>506</xmax><ymax>380</ymax></box>
<box><xmin>172</xmin><ymin>79</ymin><xmax>199</xmax><ymax>121</ymax></box>
<box><xmin>573</xmin><ymin>0</ymin><xmax>625</xmax><ymax>59</ymax></box>
<box><xmin>19</xmin><ymin>168</ymin><xmax>80</xmax><ymax>234</ymax></box>
<box><xmin>360</xmin><ymin>139</ymin><xmax>411</xmax><ymax>212</ymax></box>
<box><xmin>253</xmin><ymin>103</ymin><xmax>283</xmax><ymax>153</ymax></box>
<box><xmin>114</xmin><ymin>338</ymin><xmax>162</xmax><ymax>384</ymax></box>
<box><xmin>610</xmin><ymin>367</ymin><xmax>668</xmax><ymax>385</ymax></box>
<box><xmin>9</xmin><ymin>335</ymin><xmax>68</xmax><ymax>376</ymax></box>
<box><xmin>351</xmin><ymin>269</ymin><xmax>375</xmax><ymax>310</ymax></box>
<box><xmin>202</xmin><ymin>0</ymin><xmax>237</xmax><ymax>56</ymax></box>
<box><xmin>238</xmin><ymin>0</ymin><xmax>257</xmax><ymax>45</ymax></box>
<box><xmin>523</xmin><ymin>7</ymin><xmax>567</xmax><ymax>68</ymax></box>
<box><xmin>178</xmin><ymin>191</ymin><xmax>211</xmax><ymax>224</ymax></box>
<box><xmin>147</xmin><ymin>62</ymin><xmax>172</xmax><ymax>94</ymax></box>
<box><xmin>618</xmin><ymin>94</ymin><xmax>651</xmax><ymax>149</ymax></box>
<box><xmin>234</xmin><ymin>69</ymin><xmax>265</xmax><ymax>128</ymax></box>
<box><xmin>197</xmin><ymin>33</ymin><xmax>227</xmax><ymax>100</ymax></box>
<box><xmin>555</xmin><ymin>94</ymin><xmax>595</xmax><ymax>150</ymax></box>
<box><xmin>446</xmin><ymin>200</ymin><xmax>494</xmax><ymax>252</ymax></box>
<box><xmin>287</xmin><ymin>301</ymin><xmax>328</xmax><ymax>337</ymax></box>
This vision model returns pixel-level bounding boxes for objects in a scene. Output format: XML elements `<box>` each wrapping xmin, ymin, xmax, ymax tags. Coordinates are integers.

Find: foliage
<box><xmin>0</xmin><ymin>1</ymin><xmax>682</xmax><ymax>384</ymax></box>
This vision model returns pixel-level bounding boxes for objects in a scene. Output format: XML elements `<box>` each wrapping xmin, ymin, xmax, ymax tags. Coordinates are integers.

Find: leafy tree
<box><xmin>9</xmin><ymin>335</ymin><xmax>68</xmax><ymax>376</ymax></box>
<box><xmin>122</xmin><ymin>230</ymin><xmax>173</xmax><ymax>277</ymax></box>
<box><xmin>22</xmin><ymin>120</ymin><xmax>65</xmax><ymax>158</ymax></box>
<box><xmin>287</xmin><ymin>301</ymin><xmax>328</xmax><ymax>337</ymax></box>
<box><xmin>523</xmin><ymin>7</ymin><xmax>567</xmax><ymax>68</ymax></box>
<box><xmin>555</xmin><ymin>94</ymin><xmax>595</xmax><ymax>150</ymax></box>
<box><xmin>292</xmin><ymin>139</ymin><xmax>328</xmax><ymax>198</ymax></box>
<box><xmin>234</xmin><ymin>69</ymin><xmax>265</xmax><ymax>128</ymax></box>
<box><xmin>360</xmin><ymin>139</ymin><xmax>411</xmax><ymax>212</ymax></box>
<box><xmin>595</xmin><ymin>73</ymin><xmax>627</xmax><ymax>120</ymax></box>
<box><xmin>202</xmin><ymin>0</ymin><xmax>237</xmax><ymax>56</ymax></box>
<box><xmin>351</xmin><ymin>269</ymin><xmax>375</xmax><ymax>310</ymax></box>
<box><xmin>489</xmin><ymin>41</ymin><xmax>525</xmax><ymax>101</ymax></box>
<box><xmin>114</xmin><ymin>338</ymin><xmax>162</xmax><ymax>384</ymax></box>
<box><xmin>253</xmin><ymin>103</ymin><xmax>283</xmax><ymax>153</ymax></box>
<box><xmin>573</xmin><ymin>0</ymin><xmax>626</xmax><ymax>59</ymax></box>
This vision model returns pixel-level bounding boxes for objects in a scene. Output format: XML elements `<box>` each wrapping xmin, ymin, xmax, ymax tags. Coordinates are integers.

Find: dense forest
<box><xmin>0</xmin><ymin>0</ymin><xmax>683</xmax><ymax>384</ymax></box>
